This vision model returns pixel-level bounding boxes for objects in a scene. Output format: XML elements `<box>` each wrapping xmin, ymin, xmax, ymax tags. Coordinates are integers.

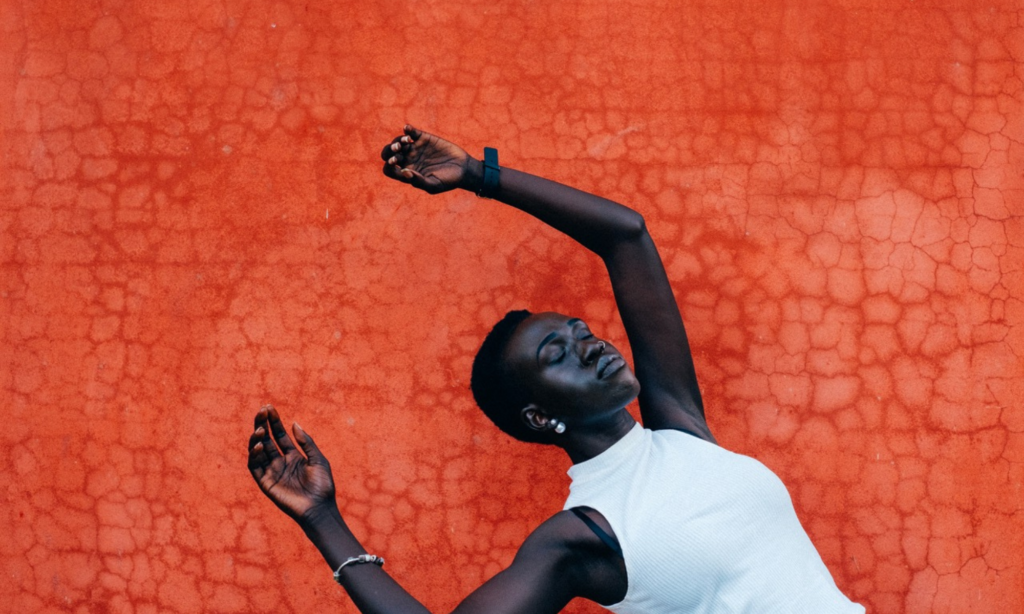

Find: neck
<box><xmin>560</xmin><ymin>409</ymin><xmax>637</xmax><ymax>464</ymax></box>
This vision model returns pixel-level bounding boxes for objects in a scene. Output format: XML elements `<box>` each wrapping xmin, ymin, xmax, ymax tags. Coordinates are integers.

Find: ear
<box><xmin>520</xmin><ymin>404</ymin><xmax>551</xmax><ymax>433</ymax></box>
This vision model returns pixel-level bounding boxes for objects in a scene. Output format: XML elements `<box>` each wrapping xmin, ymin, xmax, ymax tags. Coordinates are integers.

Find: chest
<box><xmin>627</xmin><ymin>449</ymin><xmax>795</xmax><ymax>569</ymax></box>
<box><xmin>568</xmin><ymin>436</ymin><xmax>807</xmax><ymax>612</ymax></box>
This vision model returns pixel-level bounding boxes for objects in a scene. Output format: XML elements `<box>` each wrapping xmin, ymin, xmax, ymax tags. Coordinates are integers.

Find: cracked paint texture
<box><xmin>1</xmin><ymin>1</ymin><xmax>1022</xmax><ymax>613</ymax></box>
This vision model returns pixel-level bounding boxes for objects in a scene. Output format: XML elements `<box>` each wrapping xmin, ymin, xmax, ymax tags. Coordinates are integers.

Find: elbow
<box><xmin>620</xmin><ymin>211</ymin><xmax>647</xmax><ymax>240</ymax></box>
<box><xmin>592</xmin><ymin>209</ymin><xmax>647</xmax><ymax>257</ymax></box>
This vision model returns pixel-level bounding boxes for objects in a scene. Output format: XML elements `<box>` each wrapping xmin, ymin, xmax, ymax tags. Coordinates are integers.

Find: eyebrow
<box><xmin>536</xmin><ymin>318</ymin><xmax>582</xmax><ymax>361</ymax></box>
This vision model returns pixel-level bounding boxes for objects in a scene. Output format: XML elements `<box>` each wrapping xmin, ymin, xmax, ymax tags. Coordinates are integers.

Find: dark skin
<box><xmin>247</xmin><ymin>125</ymin><xmax>714</xmax><ymax>613</ymax></box>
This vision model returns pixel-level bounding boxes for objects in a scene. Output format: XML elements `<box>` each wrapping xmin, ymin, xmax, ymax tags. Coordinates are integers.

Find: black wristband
<box><xmin>478</xmin><ymin>147</ymin><xmax>500</xmax><ymax>198</ymax></box>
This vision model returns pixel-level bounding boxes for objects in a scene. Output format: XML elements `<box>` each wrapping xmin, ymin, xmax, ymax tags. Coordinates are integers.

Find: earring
<box><xmin>550</xmin><ymin>419</ymin><xmax>566</xmax><ymax>434</ymax></box>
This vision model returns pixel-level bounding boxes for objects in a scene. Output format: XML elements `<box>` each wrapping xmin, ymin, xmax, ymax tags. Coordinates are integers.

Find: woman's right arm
<box><xmin>247</xmin><ymin>406</ymin><xmax>581</xmax><ymax>614</ymax></box>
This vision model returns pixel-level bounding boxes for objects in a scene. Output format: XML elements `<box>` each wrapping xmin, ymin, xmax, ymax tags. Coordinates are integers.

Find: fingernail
<box><xmin>389</xmin><ymin>156</ymin><xmax>396</xmax><ymax>164</ymax></box>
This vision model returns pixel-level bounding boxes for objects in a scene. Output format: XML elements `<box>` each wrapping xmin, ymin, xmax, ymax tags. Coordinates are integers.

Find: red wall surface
<box><xmin>2</xmin><ymin>1</ymin><xmax>1022</xmax><ymax>613</ymax></box>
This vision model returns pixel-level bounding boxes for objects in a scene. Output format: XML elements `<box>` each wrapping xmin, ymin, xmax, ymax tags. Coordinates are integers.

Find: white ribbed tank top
<box><xmin>564</xmin><ymin>424</ymin><xmax>865</xmax><ymax>614</ymax></box>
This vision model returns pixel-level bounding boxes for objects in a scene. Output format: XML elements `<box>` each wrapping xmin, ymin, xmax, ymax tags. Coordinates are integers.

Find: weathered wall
<box><xmin>2</xmin><ymin>1</ymin><xmax>1022</xmax><ymax>613</ymax></box>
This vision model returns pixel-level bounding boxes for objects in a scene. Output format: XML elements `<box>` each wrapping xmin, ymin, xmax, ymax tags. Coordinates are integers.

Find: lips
<box><xmin>596</xmin><ymin>354</ymin><xmax>624</xmax><ymax>379</ymax></box>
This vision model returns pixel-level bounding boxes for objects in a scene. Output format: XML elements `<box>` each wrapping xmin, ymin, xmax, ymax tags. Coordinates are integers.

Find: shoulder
<box><xmin>519</xmin><ymin>510</ymin><xmax>627</xmax><ymax>606</ymax></box>
<box><xmin>519</xmin><ymin>509</ymin><xmax>598</xmax><ymax>554</ymax></box>
<box><xmin>517</xmin><ymin>509</ymin><xmax>618</xmax><ymax>564</ymax></box>
<box><xmin>500</xmin><ymin>512</ymin><xmax>596</xmax><ymax>584</ymax></box>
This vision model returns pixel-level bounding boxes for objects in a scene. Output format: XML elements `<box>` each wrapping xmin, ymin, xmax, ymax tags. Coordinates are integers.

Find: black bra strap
<box><xmin>570</xmin><ymin>507</ymin><xmax>623</xmax><ymax>558</ymax></box>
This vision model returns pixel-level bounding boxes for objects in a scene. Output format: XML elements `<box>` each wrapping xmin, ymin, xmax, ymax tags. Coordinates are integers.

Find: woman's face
<box><xmin>502</xmin><ymin>312</ymin><xmax>641</xmax><ymax>424</ymax></box>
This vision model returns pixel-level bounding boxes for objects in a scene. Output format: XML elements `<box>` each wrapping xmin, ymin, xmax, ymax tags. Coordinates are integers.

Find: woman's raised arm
<box><xmin>382</xmin><ymin>126</ymin><xmax>712</xmax><ymax>441</ymax></box>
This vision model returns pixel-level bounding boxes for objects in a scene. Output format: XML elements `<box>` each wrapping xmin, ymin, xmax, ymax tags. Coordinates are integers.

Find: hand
<box><xmin>380</xmin><ymin>125</ymin><xmax>479</xmax><ymax>194</ymax></box>
<box><xmin>247</xmin><ymin>405</ymin><xmax>337</xmax><ymax>524</ymax></box>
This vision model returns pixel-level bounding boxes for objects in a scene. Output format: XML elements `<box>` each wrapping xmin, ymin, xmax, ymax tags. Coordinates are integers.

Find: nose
<box><xmin>580</xmin><ymin>339</ymin><xmax>606</xmax><ymax>365</ymax></box>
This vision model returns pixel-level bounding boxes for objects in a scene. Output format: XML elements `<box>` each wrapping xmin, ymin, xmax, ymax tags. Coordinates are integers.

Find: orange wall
<box><xmin>2</xmin><ymin>1</ymin><xmax>1022</xmax><ymax>613</ymax></box>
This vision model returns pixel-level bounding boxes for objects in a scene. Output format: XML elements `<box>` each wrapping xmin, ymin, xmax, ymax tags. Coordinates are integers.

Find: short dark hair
<box><xmin>470</xmin><ymin>309</ymin><xmax>548</xmax><ymax>444</ymax></box>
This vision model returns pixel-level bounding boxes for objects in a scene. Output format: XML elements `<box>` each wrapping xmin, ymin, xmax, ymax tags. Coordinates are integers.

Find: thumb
<box><xmin>400</xmin><ymin>167</ymin><xmax>439</xmax><ymax>192</ymax></box>
<box><xmin>292</xmin><ymin>423</ymin><xmax>327</xmax><ymax>464</ymax></box>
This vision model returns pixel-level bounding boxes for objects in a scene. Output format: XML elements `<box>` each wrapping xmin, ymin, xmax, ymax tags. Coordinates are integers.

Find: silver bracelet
<box><xmin>333</xmin><ymin>554</ymin><xmax>385</xmax><ymax>585</ymax></box>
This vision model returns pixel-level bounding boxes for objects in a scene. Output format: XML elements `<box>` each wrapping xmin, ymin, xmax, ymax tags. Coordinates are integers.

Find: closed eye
<box><xmin>548</xmin><ymin>346</ymin><xmax>567</xmax><ymax>365</ymax></box>
<box><xmin>537</xmin><ymin>318</ymin><xmax>594</xmax><ymax>366</ymax></box>
<box><xmin>573</xmin><ymin>322</ymin><xmax>595</xmax><ymax>340</ymax></box>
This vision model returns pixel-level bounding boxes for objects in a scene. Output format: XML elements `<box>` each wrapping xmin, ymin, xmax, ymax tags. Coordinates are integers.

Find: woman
<box><xmin>246</xmin><ymin>126</ymin><xmax>865</xmax><ymax>613</ymax></box>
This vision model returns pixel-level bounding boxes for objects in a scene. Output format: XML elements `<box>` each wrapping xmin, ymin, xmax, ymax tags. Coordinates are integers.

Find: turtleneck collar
<box><xmin>566</xmin><ymin>422</ymin><xmax>645</xmax><ymax>484</ymax></box>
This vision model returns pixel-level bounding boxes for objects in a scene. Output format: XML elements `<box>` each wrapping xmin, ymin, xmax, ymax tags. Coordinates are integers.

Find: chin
<box><xmin>620</xmin><ymin>368</ymin><xmax>641</xmax><ymax>394</ymax></box>
<box><xmin>609</xmin><ymin>376</ymin><xmax>641</xmax><ymax>409</ymax></box>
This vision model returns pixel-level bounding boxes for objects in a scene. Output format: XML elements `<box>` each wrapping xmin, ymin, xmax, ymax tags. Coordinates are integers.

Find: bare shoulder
<box><xmin>515</xmin><ymin>509</ymin><xmax>619</xmax><ymax>569</ymax></box>
<box><xmin>521</xmin><ymin>509</ymin><xmax>627</xmax><ymax>606</ymax></box>
<box><xmin>517</xmin><ymin>510</ymin><xmax>591</xmax><ymax>556</ymax></box>
<box><xmin>448</xmin><ymin>510</ymin><xmax>625</xmax><ymax>614</ymax></box>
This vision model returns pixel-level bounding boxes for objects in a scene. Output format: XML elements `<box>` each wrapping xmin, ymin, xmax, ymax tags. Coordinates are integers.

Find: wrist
<box><xmin>298</xmin><ymin>502</ymin><xmax>368</xmax><ymax>572</ymax></box>
<box><xmin>460</xmin><ymin>156</ymin><xmax>484</xmax><ymax>193</ymax></box>
<box><xmin>299</xmin><ymin>501</ymin><xmax>342</xmax><ymax>534</ymax></box>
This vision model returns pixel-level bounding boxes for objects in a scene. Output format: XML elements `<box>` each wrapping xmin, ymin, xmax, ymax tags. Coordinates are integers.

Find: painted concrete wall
<box><xmin>2</xmin><ymin>1</ymin><xmax>1021</xmax><ymax>613</ymax></box>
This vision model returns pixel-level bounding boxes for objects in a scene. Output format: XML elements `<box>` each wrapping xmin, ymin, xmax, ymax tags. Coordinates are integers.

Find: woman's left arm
<box><xmin>248</xmin><ymin>405</ymin><xmax>596</xmax><ymax>614</ymax></box>
<box><xmin>382</xmin><ymin>127</ymin><xmax>713</xmax><ymax>442</ymax></box>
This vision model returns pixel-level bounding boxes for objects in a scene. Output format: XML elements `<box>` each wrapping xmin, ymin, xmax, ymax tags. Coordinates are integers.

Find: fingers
<box><xmin>292</xmin><ymin>423</ymin><xmax>328</xmax><ymax>465</ymax></box>
<box><xmin>253</xmin><ymin>405</ymin><xmax>269</xmax><ymax>430</ymax></box>
<box><xmin>379</xmin><ymin>136</ymin><xmax>404</xmax><ymax>162</ymax></box>
<box><xmin>247</xmin><ymin>429</ymin><xmax>266</xmax><ymax>470</ymax></box>
<box><xmin>248</xmin><ymin>426</ymin><xmax>266</xmax><ymax>455</ymax></box>
<box><xmin>386</xmin><ymin>139</ymin><xmax>415</xmax><ymax>166</ymax></box>
<box><xmin>404</xmin><ymin>124</ymin><xmax>422</xmax><ymax>140</ymax></box>
<box><xmin>386</xmin><ymin>151</ymin><xmax>405</xmax><ymax>167</ymax></box>
<box><xmin>247</xmin><ymin>443</ymin><xmax>266</xmax><ymax>477</ymax></box>
<box><xmin>265</xmin><ymin>405</ymin><xmax>298</xmax><ymax>455</ymax></box>
<box><xmin>247</xmin><ymin>426</ymin><xmax>276</xmax><ymax>481</ymax></box>
<box><xmin>253</xmin><ymin>406</ymin><xmax>282</xmax><ymax>456</ymax></box>
<box><xmin>248</xmin><ymin>405</ymin><xmax>287</xmax><ymax>471</ymax></box>
<box><xmin>380</xmin><ymin>134</ymin><xmax>418</xmax><ymax>185</ymax></box>
<box><xmin>380</xmin><ymin>134</ymin><xmax>416</xmax><ymax>161</ymax></box>
<box><xmin>258</xmin><ymin>425</ymin><xmax>281</xmax><ymax>459</ymax></box>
